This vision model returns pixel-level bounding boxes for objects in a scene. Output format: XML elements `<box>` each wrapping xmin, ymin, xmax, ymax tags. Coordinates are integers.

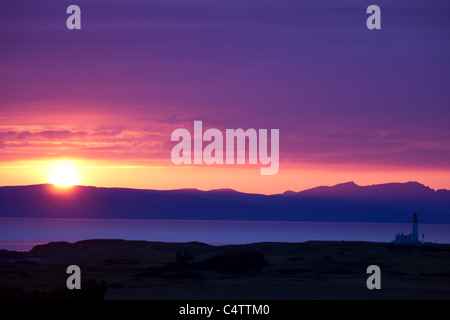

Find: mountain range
<box><xmin>0</xmin><ymin>182</ymin><xmax>449</xmax><ymax>223</ymax></box>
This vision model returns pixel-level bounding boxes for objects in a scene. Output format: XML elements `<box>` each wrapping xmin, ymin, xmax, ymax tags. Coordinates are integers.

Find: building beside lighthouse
<box><xmin>391</xmin><ymin>213</ymin><xmax>422</xmax><ymax>244</ymax></box>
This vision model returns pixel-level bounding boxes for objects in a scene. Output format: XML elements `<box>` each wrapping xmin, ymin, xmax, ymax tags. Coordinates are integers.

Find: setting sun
<box><xmin>48</xmin><ymin>162</ymin><xmax>81</xmax><ymax>187</ymax></box>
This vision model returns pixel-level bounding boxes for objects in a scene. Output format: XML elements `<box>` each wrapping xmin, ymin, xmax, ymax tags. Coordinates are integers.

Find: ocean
<box><xmin>1</xmin><ymin>218</ymin><xmax>449</xmax><ymax>251</ymax></box>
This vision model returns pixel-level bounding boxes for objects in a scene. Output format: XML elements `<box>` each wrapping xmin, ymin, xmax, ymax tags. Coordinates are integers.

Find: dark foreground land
<box><xmin>1</xmin><ymin>240</ymin><xmax>450</xmax><ymax>300</ymax></box>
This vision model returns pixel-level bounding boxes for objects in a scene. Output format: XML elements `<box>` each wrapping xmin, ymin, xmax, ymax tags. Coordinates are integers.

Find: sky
<box><xmin>0</xmin><ymin>0</ymin><xmax>449</xmax><ymax>194</ymax></box>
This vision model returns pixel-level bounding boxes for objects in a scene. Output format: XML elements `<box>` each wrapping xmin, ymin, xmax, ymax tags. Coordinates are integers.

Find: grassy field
<box><xmin>1</xmin><ymin>239</ymin><xmax>450</xmax><ymax>299</ymax></box>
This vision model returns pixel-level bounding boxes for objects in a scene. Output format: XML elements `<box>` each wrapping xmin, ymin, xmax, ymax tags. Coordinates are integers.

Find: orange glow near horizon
<box><xmin>1</xmin><ymin>159</ymin><xmax>450</xmax><ymax>194</ymax></box>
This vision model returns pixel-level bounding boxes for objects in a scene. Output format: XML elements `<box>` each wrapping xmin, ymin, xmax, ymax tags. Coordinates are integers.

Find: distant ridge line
<box><xmin>0</xmin><ymin>182</ymin><xmax>449</xmax><ymax>223</ymax></box>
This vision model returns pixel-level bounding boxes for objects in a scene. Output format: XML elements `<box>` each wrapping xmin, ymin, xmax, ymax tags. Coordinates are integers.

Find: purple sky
<box><xmin>1</xmin><ymin>0</ymin><xmax>450</xmax><ymax>192</ymax></box>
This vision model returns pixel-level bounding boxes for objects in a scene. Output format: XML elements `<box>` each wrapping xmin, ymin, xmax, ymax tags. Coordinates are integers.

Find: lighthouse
<box><xmin>391</xmin><ymin>213</ymin><xmax>422</xmax><ymax>244</ymax></box>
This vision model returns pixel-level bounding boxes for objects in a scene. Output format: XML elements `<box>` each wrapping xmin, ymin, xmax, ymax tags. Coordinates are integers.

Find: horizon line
<box><xmin>0</xmin><ymin>180</ymin><xmax>443</xmax><ymax>196</ymax></box>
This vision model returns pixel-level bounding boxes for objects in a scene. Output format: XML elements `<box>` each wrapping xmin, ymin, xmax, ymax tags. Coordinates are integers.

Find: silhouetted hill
<box><xmin>288</xmin><ymin>181</ymin><xmax>436</xmax><ymax>200</ymax></box>
<box><xmin>284</xmin><ymin>181</ymin><xmax>450</xmax><ymax>223</ymax></box>
<box><xmin>0</xmin><ymin>182</ymin><xmax>449</xmax><ymax>223</ymax></box>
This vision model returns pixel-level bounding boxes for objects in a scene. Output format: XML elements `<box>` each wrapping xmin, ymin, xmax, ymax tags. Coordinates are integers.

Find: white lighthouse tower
<box><xmin>391</xmin><ymin>213</ymin><xmax>422</xmax><ymax>244</ymax></box>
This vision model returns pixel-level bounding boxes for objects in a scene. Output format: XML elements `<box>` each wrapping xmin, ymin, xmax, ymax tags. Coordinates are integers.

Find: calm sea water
<box><xmin>0</xmin><ymin>218</ymin><xmax>449</xmax><ymax>251</ymax></box>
